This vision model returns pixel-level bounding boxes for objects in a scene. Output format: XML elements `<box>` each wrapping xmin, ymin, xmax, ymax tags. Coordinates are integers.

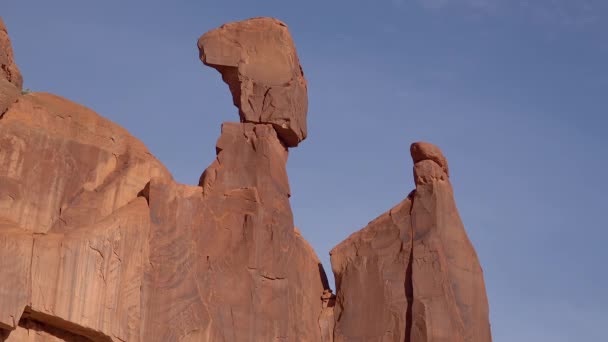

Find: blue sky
<box><xmin>4</xmin><ymin>1</ymin><xmax>607</xmax><ymax>340</ymax></box>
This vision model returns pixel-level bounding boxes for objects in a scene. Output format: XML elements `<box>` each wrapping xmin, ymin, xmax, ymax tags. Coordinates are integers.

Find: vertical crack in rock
<box><xmin>405</xmin><ymin>190</ymin><xmax>416</xmax><ymax>341</ymax></box>
<box><xmin>328</xmin><ymin>142</ymin><xmax>491</xmax><ymax>342</ymax></box>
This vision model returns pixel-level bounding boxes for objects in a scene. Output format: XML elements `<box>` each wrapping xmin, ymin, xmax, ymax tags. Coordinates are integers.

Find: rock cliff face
<box><xmin>0</xmin><ymin>17</ymin><xmax>491</xmax><ymax>342</ymax></box>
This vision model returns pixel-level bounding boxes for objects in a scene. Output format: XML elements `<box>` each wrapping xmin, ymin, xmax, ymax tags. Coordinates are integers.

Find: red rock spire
<box><xmin>328</xmin><ymin>142</ymin><xmax>492</xmax><ymax>342</ymax></box>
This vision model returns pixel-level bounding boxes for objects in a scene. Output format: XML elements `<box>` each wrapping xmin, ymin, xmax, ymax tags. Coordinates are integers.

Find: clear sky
<box><xmin>4</xmin><ymin>1</ymin><xmax>607</xmax><ymax>340</ymax></box>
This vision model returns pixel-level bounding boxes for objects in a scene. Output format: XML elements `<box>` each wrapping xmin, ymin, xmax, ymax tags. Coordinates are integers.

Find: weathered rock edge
<box><xmin>326</xmin><ymin>142</ymin><xmax>492</xmax><ymax>342</ymax></box>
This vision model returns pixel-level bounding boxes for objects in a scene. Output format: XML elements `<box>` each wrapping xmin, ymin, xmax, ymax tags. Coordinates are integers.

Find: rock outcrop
<box><xmin>0</xmin><ymin>18</ymin><xmax>22</xmax><ymax>116</ymax></box>
<box><xmin>329</xmin><ymin>142</ymin><xmax>492</xmax><ymax>342</ymax></box>
<box><xmin>198</xmin><ymin>17</ymin><xmax>308</xmax><ymax>147</ymax></box>
<box><xmin>0</xmin><ymin>18</ymin><xmax>22</xmax><ymax>90</ymax></box>
<box><xmin>140</xmin><ymin>122</ymin><xmax>327</xmax><ymax>341</ymax></box>
<box><xmin>0</xmin><ymin>16</ymin><xmax>328</xmax><ymax>342</ymax></box>
<box><xmin>0</xmin><ymin>16</ymin><xmax>491</xmax><ymax>342</ymax></box>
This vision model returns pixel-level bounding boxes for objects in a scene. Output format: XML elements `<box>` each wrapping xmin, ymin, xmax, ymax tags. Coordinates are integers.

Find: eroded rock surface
<box><xmin>198</xmin><ymin>17</ymin><xmax>308</xmax><ymax>147</ymax></box>
<box><xmin>0</xmin><ymin>17</ymin><xmax>328</xmax><ymax>342</ymax></box>
<box><xmin>0</xmin><ymin>16</ymin><xmax>492</xmax><ymax>342</ymax></box>
<box><xmin>0</xmin><ymin>91</ymin><xmax>170</xmax><ymax>341</ymax></box>
<box><xmin>0</xmin><ymin>18</ymin><xmax>22</xmax><ymax>90</ymax></box>
<box><xmin>0</xmin><ymin>18</ymin><xmax>21</xmax><ymax>117</ymax></box>
<box><xmin>329</xmin><ymin>142</ymin><xmax>492</xmax><ymax>342</ymax></box>
<box><xmin>409</xmin><ymin>142</ymin><xmax>491</xmax><ymax>342</ymax></box>
<box><xmin>140</xmin><ymin>123</ymin><xmax>327</xmax><ymax>341</ymax></box>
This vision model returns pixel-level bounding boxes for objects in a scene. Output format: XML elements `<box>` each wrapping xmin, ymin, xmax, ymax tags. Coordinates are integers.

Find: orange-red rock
<box><xmin>0</xmin><ymin>18</ymin><xmax>21</xmax><ymax>117</ymax></box>
<box><xmin>0</xmin><ymin>18</ymin><xmax>22</xmax><ymax>89</ymax></box>
<box><xmin>140</xmin><ymin>122</ymin><xmax>327</xmax><ymax>341</ymax></box>
<box><xmin>0</xmin><ymin>18</ymin><xmax>329</xmax><ymax>341</ymax></box>
<box><xmin>329</xmin><ymin>197</ymin><xmax>413</xmax><ymax>342</ymax></box>
<box><xmin>0</xmin><ymin>92</ymin><xmax>169</xmax><ymax>341</ymax></box>
<box><xmin>410</xmin><ymin>142</ymin><xmax>491</xmax><ymax>342</ymax></box>
<box><xmin>329</xmin><ymin>142</ymin><xmax>492</xmax><ymax>342</ymax></box>
<box><xmin>0</xmin><ymin>100</ymin><xmax>329</xmax><ymax>341</ymax></box>
<box><xmin>0</xmin><ymin>92</ymin><xmax>170</xmax><ymax>234</ymax></box>
<box><xmin>198</xmin><ymin>17</ymin><xmax>308</xmax><ymax>147</ymax></box>
<box><xmin>0</xmin><ymin>79</ymin><xmax>19</xmax><ymax>116</ymax></box>
<box><xmin>0</xmin><ymin>17</ymin><xmax>492</xmax><ymax>342</ymax></box>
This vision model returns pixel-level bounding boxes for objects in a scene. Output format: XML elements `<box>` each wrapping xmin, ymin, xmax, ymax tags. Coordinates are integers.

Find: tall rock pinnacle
<box><xmin>328</xmin><ymin>142</ymin><xmax>492</xmax><ymax>342</ymax></box>
<box><xmin>198</xmin><ymin>17</ymin><xmax>308</xmax><ymax>147</ymax></box>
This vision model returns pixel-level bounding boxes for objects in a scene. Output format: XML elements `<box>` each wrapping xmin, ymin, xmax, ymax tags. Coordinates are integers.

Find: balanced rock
<box><xmin>0</xmin><ymin>18</ymin><xmax>329</xmax><ymax>342</ymax></box>
<box><xmin>198</xmin><ymin>17</ymin><xmax>308</xmax><ymax>147</ymax></box>
<box><xmin>329</xmin><ymin>142</ymin><xmax>492</xmax><ymax>342</ymax></box>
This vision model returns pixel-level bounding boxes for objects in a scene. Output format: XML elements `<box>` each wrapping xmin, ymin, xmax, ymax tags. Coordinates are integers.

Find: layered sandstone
<box><xmin>0</xmin><ymin>16</ymin><xmax>491</xmax><ymax>342</ymax></box>
<box><xmin>329</xmin><ymin>142</ymin><xmax>492</xmax><ymax>342</ymax></box>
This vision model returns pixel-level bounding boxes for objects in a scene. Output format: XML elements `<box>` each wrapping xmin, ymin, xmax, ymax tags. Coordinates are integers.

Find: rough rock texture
<box><xmin>409</xmin><ymin>142</ymin><xmax>491</xmax><ymax>341</ymax></box>
<box><xmin>330</xmin><ymin>198</ymin><xmax>413</xmax><ymax>342</ymax></box>
<box><xmin>0</xmin><ymin>17</ymin><xmax>492</xmax><ymax>342</ymax></box>
<box><xmin>198</xmin><ymin>17</ymin><xmax>308</xmax><ymax>147</ymax></box>
<box><xmin>0</xmin><ymin>78</ymin><xmax>20</xmax><ymax>116</ymax></box>
<box><xmin>0</xmin><ymin>91</ymin><xmax>170</xmax><ymax>341</ymax></box>
<box><xmin>0</xmin><ymin>18</ymin><xmax>22</xmax><ymax>90</ymax></box>
<box><xmin>0</xmin><ymin>18</ymin><xmax>329</xmax><ymax>341</ymax></box>
<box><xmin>329</xmin><ymin>142</ymin><xmax>492</xmax><ymax>342</ymax></box>
<box><xmin>140</xmin><ymin>123</ymin><xmax>327</xmax><ymax>341</ymax></box>
<box><xmin>0</xmin><ymin>18</ymin><xmax>22</xmax><ymax>117</ymax></box>
<box><xmin>0</xmin><ymin>93</ymin><xmax>170</xmax><ymax>234</ymax></box>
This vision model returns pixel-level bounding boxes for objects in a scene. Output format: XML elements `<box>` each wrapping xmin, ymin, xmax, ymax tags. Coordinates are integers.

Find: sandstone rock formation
<box><xmin>0</xmin><ymin>16</ymin><xmax>491</xmax><ymax>342</ymax></box>
<box><xmin>0</xmin><ymin>18</ymin><xmax>22</xmax><ymax>90</ymax></box>
<box><xmin>0</xmin><ymin>18</ymin><xmax>22</xmax><ymax>116</ymax></box>
<box><xmin>141</xmin><ymin>123</ymin><xmax>327</xmax><ymax>341</ymax></box>
<box><xmin>0</xmin><ymin>16</ymin><xmax>328</xmax><ymax>342</ymax></box>
<box><xmin>328</xmin><ymin>142</ymin><xmax>492</xmax><ymax>342</ymax></box>
<box><xmin>198</xmin><ymin>17</ymin><xmax>308</xmax><ymax>147</ymax></box>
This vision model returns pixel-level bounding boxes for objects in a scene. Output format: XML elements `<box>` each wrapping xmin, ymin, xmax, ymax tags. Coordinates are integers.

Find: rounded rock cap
<box><xmin>410</xmin><ymin>142</ymin><xmax>449</xmax><ymax>177</ymax></box>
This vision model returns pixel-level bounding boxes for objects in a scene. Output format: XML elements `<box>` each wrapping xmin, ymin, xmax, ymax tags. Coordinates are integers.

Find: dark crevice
<box><xmin>404</xmin><ymin>189</ymin><xmax>416</xmax><ymax>342</ymax></box>
<box><xmin>317</xmin><ymin>263</ymin><xmax>331</xmax><ymax>291</ymax></box>
<box><xmin>137</xmin><ymin>181</ymin><xmax>151</xmax><ymax>204</ymax></box>
<box><xmin>404</xmin><ymin>241</ymin><xmax>414</xmax><ymax>341</ymax></box>
<box><xmin>13</xmin><ymin>317</ymin><xmax>93</xmax><ymax>342</ymax></box>
<box><xmin>0</xmin><ymin>328</ymin><xmax>10</xmax><ymax>342</ymax></box>
<box><xmin>17</xmin><ymin>307</ymin><xmax>113</xmax><ymax>342</ymax></box>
